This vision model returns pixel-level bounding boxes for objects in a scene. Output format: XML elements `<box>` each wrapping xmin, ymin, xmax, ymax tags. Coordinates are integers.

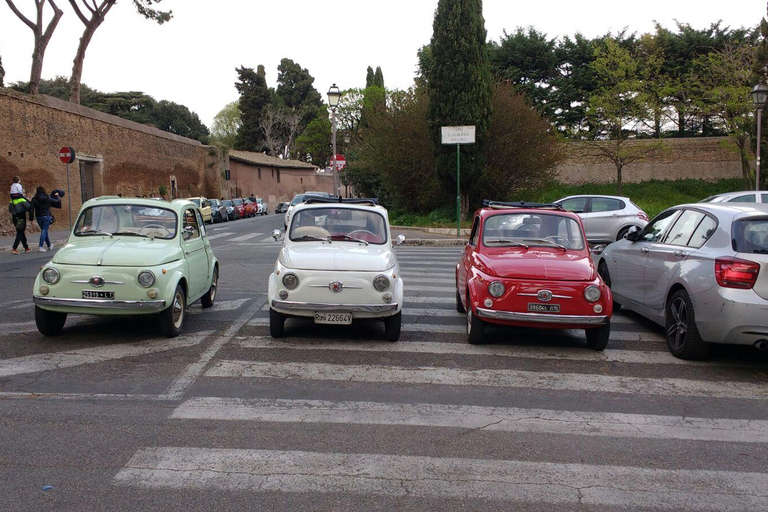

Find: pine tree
<box><xmin>234</xmin><ymin>65</ymin><xmax>271</xmax><ymax>152</ymax></box>
<box><xmin>426</xmin><ymin>0</ymin><xmax>492</xmax><ymax>212</ymax></box>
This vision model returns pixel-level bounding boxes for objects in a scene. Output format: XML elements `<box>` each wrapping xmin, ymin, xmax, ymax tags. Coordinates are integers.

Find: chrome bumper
<box><xmin>33</xmin><ymin>296</ymin><xmax>167</xmax><ymax>311</ymax></box>
<box><xmin>271</xmin><ymin>299</ymin><xmax>398</xmax><ymax>314</ymax></box>
<box><xmin>476</xmin><ymin>307</ymin><xmax>608</xmax><ymax>325</ymax></box>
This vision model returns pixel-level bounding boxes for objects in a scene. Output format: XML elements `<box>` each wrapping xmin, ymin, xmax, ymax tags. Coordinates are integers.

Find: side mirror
<box><xmin>591</xmin><ymin>244</ymin><xmax>605</xmax><ymax>256</ymax></box>
<box><xmin>625</xmin><ymin>226</ymin><xmax>641</xmax><ymax>242</ymax></box>
<box><xmin>272</xmin><ymin>229</ymin><xmax>283</xmax><ymax>241</ymax></box>
<box><xmin>395</xmin><ymin>235</ymin><xmax>405</xmax><ymax>246</ymax></box>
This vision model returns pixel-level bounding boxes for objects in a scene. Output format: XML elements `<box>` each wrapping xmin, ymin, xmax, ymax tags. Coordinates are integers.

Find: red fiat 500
<box><xmin>456</xmin><ymin>201</ymin><xmax>613</xmax><ymax>350</ymax></box>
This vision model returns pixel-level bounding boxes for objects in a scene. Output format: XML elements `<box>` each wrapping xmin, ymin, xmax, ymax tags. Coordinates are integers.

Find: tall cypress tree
<box><xmin>426</xmin><ymin>0</ymin><xmax>492</xmax><ymax>211</ymax></box>
<box><xmin>234</xmin><ymin>65</ymin><xmax>271</xmax><ymax>152</ymax></box>
<box><xmin>365</xmin><ymin>66</ymin><xmax>375</xmax><ymax>88</ymax></box>
<box><xmin>373</xmin><ymin>66</ymin><xmax>385</xmax><ymax>88</ymax></box>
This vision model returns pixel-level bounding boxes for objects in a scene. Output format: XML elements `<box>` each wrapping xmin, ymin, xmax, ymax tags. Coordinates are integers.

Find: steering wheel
<box><xmin>348</xmin><ymin>230</ymin><xmax>381</xmax><ymax>243</ymax></box>
<box><xmin>139</xmin><ymin>224</ymin><xmax>171</xmax><ymax>236</ymax></box>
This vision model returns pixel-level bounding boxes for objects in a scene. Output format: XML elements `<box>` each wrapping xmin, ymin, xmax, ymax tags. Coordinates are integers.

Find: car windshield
<box><xmin>289</xmin><ymin>207</ymin><xmax>387</xmax><ymax>244</ymax></box>
<box><xmin>732</xmin><ymin>218</ymin><xmax>768</xmax><ymax>254</ymax></box>
<box><xmin>189</xmin><ymin>198</ymin><xmax>201</xmax><ymax>207</ymax></box>
<box><xmin>482</xmin><ymin>212</ymin><xmax>585</xmax><ymax>250</ymax></box>
<box><xmin>74</xmin><ymin>204</ymin><xmax>178</xmax><ymax>239</ymax></box>
<box><xmin>233</xmin><ymin>198</ymin><xmax>244</xmax><ymax>206</ymax></box>
<box><xmin>223</xmin><ymin>200</ymin><xmax>233</xmax><ymax>207</ymax></box>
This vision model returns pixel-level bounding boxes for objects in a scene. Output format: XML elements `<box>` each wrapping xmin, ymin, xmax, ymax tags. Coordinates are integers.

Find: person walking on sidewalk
<box><xmin>31</xmin><ymin>186</ymin><xmax>61</xmax><ymax>252</ymax></box>
<box><xmin>9</xmin><ymin>193</ymin><xmax>34</xmax><ymax>254</ymax></box>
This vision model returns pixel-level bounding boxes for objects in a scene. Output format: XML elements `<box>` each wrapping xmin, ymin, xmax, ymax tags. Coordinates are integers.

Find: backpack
<box><xmin>11</xmin><ymin>198</ymin><xmax>31</xmax><ymax>216</ymax></box>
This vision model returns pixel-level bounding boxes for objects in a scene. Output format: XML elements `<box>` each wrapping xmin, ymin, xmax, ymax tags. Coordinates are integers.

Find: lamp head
<box><xmin>327</xmin><ymin>84</ymin><xmax>342</xmax><ymax>109</ymax></box>
<box><xmin>750</xmin><ymin>82</ymin><xmax>768</xmax><ymax>108</ymax></box>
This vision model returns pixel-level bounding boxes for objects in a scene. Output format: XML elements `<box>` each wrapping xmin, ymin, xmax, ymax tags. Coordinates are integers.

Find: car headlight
<box><xmin>584</xmin><ymin>285</ymin><xmax>601</xmax><ymax>302</ymax></box>
<box><xmin>488</xmin><ymin>281</ymin><xmax>505</xmax><ymax>298</ymax></box>
<box><xmin>138</xmin><ymin>270</ymin><xmax>155</xmax><ymax>287</ymax></box>
<box><xmin>42</xmin><ymin>267</ymin><xmax>60</xmax><ymax>284</ymax></box>
<box><xmin>282</xmin><ymin>273</ymin><xmax>299</xmax><ymax>290</ymax></box>
<box><xmin>373</xmin><ymin>275</ymin><xmax>390</xmax><ymax>292</ymax></box>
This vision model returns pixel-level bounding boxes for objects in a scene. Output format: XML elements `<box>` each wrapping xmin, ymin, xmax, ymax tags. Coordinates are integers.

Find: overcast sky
<box><xmin>1</xmin><ymin>0</ymin><xmax>765</xmax><ymax>129</ymax></box>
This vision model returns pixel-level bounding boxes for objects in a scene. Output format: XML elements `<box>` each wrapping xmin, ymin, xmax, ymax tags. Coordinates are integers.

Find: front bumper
<box><xmin>476</xmin><ymin>307</ymin><xmax>608</xmax><ymax>326</ymax></box>
<box><xmin>271</xmin><ymin>299</ymin><xmax>398</xmax><ymax>314</ymax></box>
<box><xmin>34</xmin><ymin>296</ymin><xmax>166</xmax><ymax>311</ymax></box>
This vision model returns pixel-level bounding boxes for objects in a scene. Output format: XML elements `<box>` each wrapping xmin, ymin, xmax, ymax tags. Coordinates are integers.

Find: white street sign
<box><xmin>441</xmin><ymin>126</ymin><xmax>476</xmax><ymax>145</ymax></box>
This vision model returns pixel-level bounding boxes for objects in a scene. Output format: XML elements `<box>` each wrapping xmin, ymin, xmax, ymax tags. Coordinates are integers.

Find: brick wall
<box><xmin>0</xmin><ymin>89</ymin><xmax>224</xmax><ymax>236</ymax></box>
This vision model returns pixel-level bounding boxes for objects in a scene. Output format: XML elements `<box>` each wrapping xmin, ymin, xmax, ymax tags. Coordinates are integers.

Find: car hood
<box><xmin>281</xmin><ymin>244</ymin><xmax>396</xmax><ymax>272</ymax></box>
<box><xmin>476</xmin><ymin>250</ymin><xmax>595</xmax><ymax>281</ymax></box>
<box><xmin>53</xmin><ymin>238</ymin><xmax>183</xmax><ymax>266</ymax></box>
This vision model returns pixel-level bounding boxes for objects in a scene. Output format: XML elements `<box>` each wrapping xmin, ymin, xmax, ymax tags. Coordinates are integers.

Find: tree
<box><xmin>373</xmin><ymin>66</ymin><xmax>384</xmax><ymax>88</ymax></box>
<box><xmin>294</xmin><ymin>105</ymin><xmax>332</xmax><ymax>164</ymax></box>
<box><xmin>67</xmin><ymin>0</ymin><xmax>172</xmax><ymax>104</ymax></box>
<box><xmin>5</xmin><ymin>0</ymin><xmax>64</xmax><ymax>94</ymax></box>
<box><xmin>210</xmin><ymin>101</ymin><xmax>241</xmax><ymax>148</ymax></box>
<box><xmin>365</xmin><ymin>66</ymin><xmax>375</xmax><ymax>88</ymax></box>
<box><xmin>259</xmin><ymin>104</ymin><xmax>302</xmax><ymax>157</ymax></box>
<box><xmin>153</xmin><ymin>100</ymin><xmax>209</xmax><ymax>143</ymax></box>
<box><xmin>426</xmin><ymin>0</ymin><xmax>493</xmax><ymax>214</ymax></box>
<box><xmin>585</xmin><ymin>38</ymin><xmax>664</xmax><ymax>194</ymax></box>
<box><xmin>234</xmin><ymin>65</ymin><xmax>271</xmax><ymax>152</ymax></box>
<box><xmin>275</xmin><ymin>58</ymin><xmax>323</xmax><ymax>127</ymax></box>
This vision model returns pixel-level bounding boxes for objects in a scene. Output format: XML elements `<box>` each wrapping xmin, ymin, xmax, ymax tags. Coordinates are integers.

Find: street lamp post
<box><xmin>327</xmin><ymin>84</ymin><xmax>342</xmax><ymax>197</ymax></box>
<box><xmin>750</xmin><ymin>82</ymin><xmax>768</xmax><ymax>191</ymax></box>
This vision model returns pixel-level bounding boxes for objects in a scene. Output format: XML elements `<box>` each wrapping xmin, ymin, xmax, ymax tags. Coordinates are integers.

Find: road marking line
<box><xmin>206</xmin><ymin>361</ymin><xmax>768</xmax><ymax>400</ymax></box>
<box><xmin>228</xmin><ymin>233</ymin><xmax>263</xmax><ymax>242</ymax></box>
<box><xmin>0</xmin><ymin>391</ymin><xmax>168</xmax><ymax>401</ymax></box>
<box><xmin>113</xmin><ymin>447</ymin><xmax>768</xmax><ymax>509</ymax></box>
<box><xmin>159</xmin><ymin>300</ymin><xmax>265</xmax><ymax>400</ymax></box>
<box><xmin>172</xmin><ymin>397</ymin><xmax>768</xmax><ymax>443</ymax></box>
<box><xmin>205</xmin><ymin>231</ymin><xmax>234</xmax><ymax>240</ymax></box>
<box><xmin>186</xmin><ymin>299</ymin><xmax>252</xmax><ymax>316</ymax></box>
<box><xmin>0</xmin><ymin>330</ymin><xmax>214</xmax><ymax>378</ymax></box>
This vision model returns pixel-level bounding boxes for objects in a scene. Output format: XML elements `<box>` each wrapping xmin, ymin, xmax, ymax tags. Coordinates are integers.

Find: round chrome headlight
<box><xmin>584</xmin><ymin>285</ymin><xmax>601</xmax><ymax>303</ymax></box>
<box><xmin>373</xmin><ymin>275</ymin><xmax>390</xmax><ymax>292</ymax></box>
<box><xmin>282</xmin><ymin>273</ymin><xmax>299</xmax><ymax>290</ymax></box>
<box><xmin>42</xmin><ymin>267</ymin><xmax>60</xmax><ymax>284</ymax></box>
<box><xmin>138</xmin><ymin>270</ymin><xmax>155</xmax><ymax>288</ymax></box>
<box><xmin>488</xmin><ymin>280</ymin><xmax>505</xmax><ymax>298</ymax></box>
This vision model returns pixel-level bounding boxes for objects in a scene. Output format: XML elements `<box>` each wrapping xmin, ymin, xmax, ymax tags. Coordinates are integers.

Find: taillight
<box><xmin>715</xmin><ymin>257</ymin><xmax>760</xmax><ymax>289</ymax></box>
<box><xmin>637</xmin><ymin>211</ymin><xmax>649</xmax><ymax>222</ymax></box>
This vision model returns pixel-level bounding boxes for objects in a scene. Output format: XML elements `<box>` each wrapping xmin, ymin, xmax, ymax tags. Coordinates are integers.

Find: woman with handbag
<box><xmin>31</xmin><ymin>186</ymin><xmax>61</xmax><ymax>252</ymax></box>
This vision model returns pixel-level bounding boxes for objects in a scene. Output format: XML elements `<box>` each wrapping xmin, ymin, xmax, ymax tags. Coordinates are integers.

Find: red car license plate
<box><xmin>528</xmin><ymin>303</ymin><xmax>560</xmax><ymax>313</ymax></box>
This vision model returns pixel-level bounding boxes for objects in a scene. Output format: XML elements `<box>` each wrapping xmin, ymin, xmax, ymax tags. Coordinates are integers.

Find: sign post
<box><xmin>441</xmin><ymin>126</ymin><xmax>476</xmax><ymax>237</ymax></box>
<box><xmin>58</xmin><ymin>146</ymin><xmax>75</xmax><ymax>231</ymax></box>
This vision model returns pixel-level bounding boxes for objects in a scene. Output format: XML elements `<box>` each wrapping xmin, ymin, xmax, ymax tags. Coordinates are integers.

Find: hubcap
<box><xmin>172</xmin><ymin>292</ymin><xmax>184</xmax><ymax>328</ymax></box>
<box><xmin>210</xmin><ymin>271</ymin><xmax>218</xmax><ymax>300</ymax></box>
<box><xmin>467</xmin><ymin>309</ymin><xmax>472</xmax><ymax>335</ymax></box>
<box><xmin>667</xmin><ymin>298</ymin><xmax>687</xmax><ymax>350</ymax></box>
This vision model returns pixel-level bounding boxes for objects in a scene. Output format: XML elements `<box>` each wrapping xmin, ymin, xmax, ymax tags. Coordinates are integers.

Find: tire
<box><xmin>269</xmin><ymin>307</ymin><xmax>285</xmax><ymax>338</ymax></box>
<box><xmin>666</xmin><ymin>289</ymin><xmax>711</xmax><ymax>360</ymax></box>
<box><xmin>200</xmin><ymin>266</ymin><xmax>218</xmax><ymax>309</ymax></box>
<box><xmin>35</xmin><ymin>306</ymin><xmax>67</xmax><ymax>336</ymax></box>
<box><xmin>467</xmin><ymin>306</ymin><xmax>485</xmax><ymax>345</ymax></box>
<box><xmin>597</xmin><ymin>260</ymin><xmax>621</xmax><ymax>311</ymax></box>
<box><xmin>160</xmin><ymin>284</ymin><xmax>185</xmax><ymax>337</ymax></box>
<box><xmin>456</xmin><ymin>288</ymin><xmax>466</xmax><ymax>313</ymax></box>
<box><xmin>586</xmin><ymin>322</ymin><xmax>610</xmax><ymax>351</ymax></box>
<box><xmin>383</xmin><ymin>312</ymin><xmax>402</xmax><ymax>342</ymax></box>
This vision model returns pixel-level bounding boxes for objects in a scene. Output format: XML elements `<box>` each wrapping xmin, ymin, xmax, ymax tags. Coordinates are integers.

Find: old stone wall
<box><xmin>228</xmin><ymin>159</ymin><xmax>334</xmax><ymax>210</ymax></box>
<box><xmin>0</xmin><ymin>89</ymin><xmax>224</xmax><ymax>236</ymax></box>
<box><xmin>555</xmin><ymin>137</ymin><xmax>742</xmax><ymax>184</ymax></box>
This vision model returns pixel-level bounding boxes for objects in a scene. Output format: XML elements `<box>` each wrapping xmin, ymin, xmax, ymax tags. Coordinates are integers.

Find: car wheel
<box><xmin>585</xmin><ymin>322</ymin><xmax>610</xmax><ymax>351</ymax></box>
<box><xmin>617</xmin><ymin>226</ymin><xmax>631</xmax><ymax>240</ymax></box>
<box><xmin>160</xmin><ymin>284</ymin><xmax>185</xmax><ymax>337</ymax></box>
<box><xmin>269</xmin><ymin>308</ymin><xmax>285</xmax><ymax>338</ymax></box>
<box><xmin>200</xmin><ymin>266</ymin><xmax>218</xmax><ymax>309</ymax></box>
<box><xmin>467</xmin><ymin>305</ymin><xmax>485</xmax><ymax>345</ymax></box>
<box><xmin>456</xmin><ymin>287</ymin><xmax>466</xmax><ymax>313</ymax></box>
<box><xmin>35</xmin><ymin>306</ymin><xmax>67</xmax><ymax>336</ymax></box>
<box><xmin>383</xmin><ymin>312</ymin><xmax>402</xmax><ymax>342</ymax></box>
<box><xmin>597</xmin><ymin>260</ymin><xmax>621</xmax><ymax>311</ymax></box>
<box><xmin>666</xmin><ymin>289</ymin><xmax>711</xmax><ymax>360</ymax></box>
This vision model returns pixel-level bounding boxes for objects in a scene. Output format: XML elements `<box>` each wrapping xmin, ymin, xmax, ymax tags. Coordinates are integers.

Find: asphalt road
<box><xmin>1</xmin><ymin>212</ymin><xmax>767</xmax><ymax>511</ymax></box>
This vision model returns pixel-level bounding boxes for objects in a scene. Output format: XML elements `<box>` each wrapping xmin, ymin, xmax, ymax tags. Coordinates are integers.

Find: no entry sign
<box><xmin>332</xmin><ymin>154</ymin><xmax>346</xmax><ymax>171</ymax></box>
<box><xmin>58</xmin><ymin>146</ymin><xmax>76</xmax><ymax>164</ymax></box>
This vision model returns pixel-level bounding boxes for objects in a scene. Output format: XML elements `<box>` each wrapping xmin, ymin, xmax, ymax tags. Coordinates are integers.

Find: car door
<box><xmin>610</xmin><ymin>209</ymin><xmax>681</xmax><ymax>304</ymax></box>
<box><xmin>458</xmin><ymin>217</ymin><xmax>480</xmax><ymax>306</ymax></box>
<box><xmin>182</xmin><ymin>207</ymin><xmax>209</xmax><ymax>298</ymax></box>
<box><xmin>642</xmin><ymin>209</ymin><xmax>715</xmax><ymax>311</ymax></box>
<box><xmin>584</xmin><ymin>197</ymin><xmax>624</xmax><ymax>241</ymax></box>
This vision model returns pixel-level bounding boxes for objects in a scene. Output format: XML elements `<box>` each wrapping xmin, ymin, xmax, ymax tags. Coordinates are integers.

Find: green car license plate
<box><xmin>82</xmin><ymin>290</ymin><xmax>115</xmax><ymax>299</ymax></box>
<box><xmin>527</xmin><ymin>303</ymin><xmax>560</xmax><ymax>313</ymax></box>
<box><xmin>314</xmin><ymin>312</ymin><xmax>352</xmax><ymax>324</ymax></box>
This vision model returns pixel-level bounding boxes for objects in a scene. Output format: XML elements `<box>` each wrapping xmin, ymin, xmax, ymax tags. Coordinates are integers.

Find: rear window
<box><xmin>732</xmin><ymin>218</ymin><xmax>768</xmax><ymax>254</ymax></box>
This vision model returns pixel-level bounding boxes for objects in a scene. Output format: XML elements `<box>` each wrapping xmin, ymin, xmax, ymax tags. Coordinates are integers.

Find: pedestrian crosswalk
<box><xmin>110</xmin><ymin>246</ymin><xmax>768</xmax><ymax>508</ymax></box>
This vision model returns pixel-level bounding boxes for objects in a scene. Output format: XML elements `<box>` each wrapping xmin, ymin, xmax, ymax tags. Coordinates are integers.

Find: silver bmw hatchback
<box><xmin>595</xmin><ymin>203</ymin><xmax>768</xmax><ymax>359</ymax></box>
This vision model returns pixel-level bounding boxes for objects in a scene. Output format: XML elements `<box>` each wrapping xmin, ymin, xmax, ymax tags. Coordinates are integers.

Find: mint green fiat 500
<box><xmin>33</xmin><ymin>197</ymin><xmax>219</xmax><ymax>337</ymax></box>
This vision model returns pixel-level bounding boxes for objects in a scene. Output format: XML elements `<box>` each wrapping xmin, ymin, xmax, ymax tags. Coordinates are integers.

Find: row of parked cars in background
<box><xmin>188</xmin><ymin>196</ymin><xmax>270</xmax><ymax>224</ymax></box>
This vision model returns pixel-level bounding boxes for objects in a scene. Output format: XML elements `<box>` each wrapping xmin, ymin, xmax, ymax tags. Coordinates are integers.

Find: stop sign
<box><xmin>332</xmin><ymin>154</ymin><xmax>346</xmax><ymax>171</ymax></box>
<box><xmin>58</xmin><ymin>146</ymin><xmax>76</xmax><ymax>164</ymax></box>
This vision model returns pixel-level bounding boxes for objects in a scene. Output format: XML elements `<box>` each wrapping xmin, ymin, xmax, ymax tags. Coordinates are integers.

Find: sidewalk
<box><xmin>0</xmin><ymin>226</ymin><xmax>70</xmax><ymax>253</ymax></box>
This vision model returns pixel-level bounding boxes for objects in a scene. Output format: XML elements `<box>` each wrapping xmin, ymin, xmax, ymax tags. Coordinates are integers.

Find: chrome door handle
<box><xmin>674</xmin><ymin>250</ymin><xmax>687</xmax><ymax>258</ymax></box>
<box><xmin>641</xmin><ymin>247</ymin><xmax>649</xmax><ymax>254</ymax></box>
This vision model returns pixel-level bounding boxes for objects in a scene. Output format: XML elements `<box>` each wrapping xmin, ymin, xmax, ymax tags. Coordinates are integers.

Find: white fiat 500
<box><xmin>269</xmin><ymin>198</ymin><xmax>404</xmax><ymax>341</ymax></box>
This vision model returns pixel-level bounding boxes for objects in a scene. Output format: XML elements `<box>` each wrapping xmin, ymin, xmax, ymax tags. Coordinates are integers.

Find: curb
<box><xmin>401</xmin><ymin>238</ymin><xmax>466</xmax><ymax>247</ymax></box>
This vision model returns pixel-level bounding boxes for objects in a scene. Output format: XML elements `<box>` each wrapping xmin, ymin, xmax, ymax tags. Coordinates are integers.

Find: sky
<box><xmin>1</xmin><ymin>0</ymin><xmax>766</xmax><ymax>129</ymax></box>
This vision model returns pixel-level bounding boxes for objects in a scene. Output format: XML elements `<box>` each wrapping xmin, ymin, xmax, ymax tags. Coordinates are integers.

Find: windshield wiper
<box><xmin>75</xmin><ymin>229</ymin><xmax>112</xmax><ymax>237</ymax></box>
<box><xmin>486</xmin><ymin>239</ymin><xmax>528</xmax><ymax>248</ymax></box>
<box><xmin>293</xmin><ymin>235</ymin><xmax>329</xmax><ymax>242</ymax></box>
<box><xmin>112</xmin><ymin>231</ymin><xmax>149</xmax><ymax>238</ymax></box>
<box><xmin>524</xmin><ymin>239</ymin><xmax>568</xmax><ymax>251</ymax></box>
<box><xmin>333</xmin><ymin>234</ymin><xmax>369</xmax><ymax>245</ymax></box>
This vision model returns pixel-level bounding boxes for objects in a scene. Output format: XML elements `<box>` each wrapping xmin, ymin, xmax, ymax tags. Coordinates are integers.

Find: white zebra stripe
<box><xmin>114</xmin><ymin>447</ymin><xmax>768</xmax><ymax>509</ymax></box>
<box><xmin>228</xmin><ymin>233</ymin><xmax>263</xmax><ymax>242</ymax></box>
<box><xmin>206</xmin><ymin>361</ymin><xmax>768</xmax><ymax>399</ymax></box>
<box><xmin>204</xmin><ymin>231</ymin><xmax>233</xmax><ymax>240</ymax></box>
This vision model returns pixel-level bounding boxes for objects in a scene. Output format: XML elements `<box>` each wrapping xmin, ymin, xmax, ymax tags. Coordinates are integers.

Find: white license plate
<box><xmin>527</xmin><ymin>302</ymin><xmax>560</xmax><ymax>313</ymax></box>
<box><xmin>82</xmin><ymin>290</ymin><xmax>115</xmax><ymax>299</ymax></box>
<box><xmin>314</xmin><ymin>312</ymin><xmax>352</xmax><ymax>324</ymax></box>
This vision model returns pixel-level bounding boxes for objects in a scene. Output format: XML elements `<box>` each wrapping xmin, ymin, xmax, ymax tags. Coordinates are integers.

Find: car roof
<box><xmin>666</xmin><ymin>202</ymin><xmax>768</xmax><ymax>219</ymax></box>
<box><xmin>700</xmin><ymin>190</ymin><xmax>766</xmax><ymax>201</ymax></box>
<box><xmin>293</xmin><ymin>200</ymin><xmax>388</xmax><ymax>216</ymax></box>
<box><xmin>475</xmin><ymin>205</ymin><xmax>582</xmax><ymax>222</ymax></box>
<box><xmin>556</xmin><ymin>194</ymin><xmax>631</xmax><ymax>201</ymax></box>
<box><xmin>82</xmin><ymin>196</ymin><xmax>196</xmax><ymax>214</ymax></box>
